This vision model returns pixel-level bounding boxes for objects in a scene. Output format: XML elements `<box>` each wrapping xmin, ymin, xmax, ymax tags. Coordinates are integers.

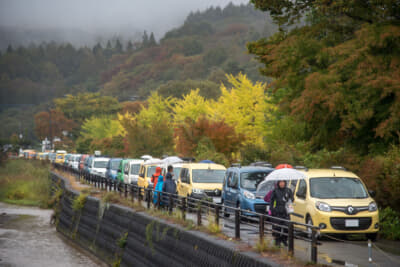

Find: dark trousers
<box><xmin>272</xmin><ymin>213</ymin><xmax>289</xmax><ymax>246</ymax></box>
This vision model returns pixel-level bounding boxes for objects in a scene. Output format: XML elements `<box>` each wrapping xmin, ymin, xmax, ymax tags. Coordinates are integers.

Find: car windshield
<box><xmin>310</xmin><ymin>177</ymin><xmax>368</xmax><ymax>199</ymax></box>
<box><xmin>130</xmin><ymin>164</ymin><xmax>140</xmax><ymax>175</ymax></box>
<box><xmin>240</xmin><ymin>171</ymin><xmax>270</xmax><ymax>190</ymax></box>
<box><xmin>192</xmin><ymin>170</ymin><xmax>225</xmax><ymax>183</ymax></box>
<box><xmin>111</xmin><ymin>160</ymin><xmax>121</xmax><ymax>170</ymax></box>
<box><xmin>173</xmin><ymin>167</ymin><xmax>181</xmax><ymax>180</ymax></box>
<box><xmin>147</xmin><ymin>166</ymin><xmax>157</xmax><ymax>177</ymax></box>
<box><xmin>256</xmin><ymin>180</ymin><xmax>276</xmax><ymax>198</ymax></box>
<box><xmin>94</xmin><ymin>161</ymin><xmax>108</xmax><ymax>168</ymax></box>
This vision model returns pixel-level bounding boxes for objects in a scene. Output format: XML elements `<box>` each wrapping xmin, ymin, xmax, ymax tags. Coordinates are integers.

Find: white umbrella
<box><xmin>264</xmin><ymin>168</ymin><xmax>305</xmax><ymax>181</ymax></box>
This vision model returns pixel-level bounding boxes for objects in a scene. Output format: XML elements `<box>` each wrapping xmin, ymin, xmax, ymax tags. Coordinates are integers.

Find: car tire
<box><xmin>306</xmin><ymin>216</ymin><xmax>314</xmax><ymax>239</ymax></box>
<box><xmin>366</xmin><ymin>233</ymin><xmax>378</xmax><ymax>242</ymax></box>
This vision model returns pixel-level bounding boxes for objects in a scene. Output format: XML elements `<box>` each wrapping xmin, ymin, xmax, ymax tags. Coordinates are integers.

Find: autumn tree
<box><xmin>248</xmin><ymin>1</ymin><xmax>400</xmax><ymax>153</ymax></box>
<box><xmin>34</xmin><ymin>109</ymin><xmax>76</xmax><ymax>140</ymax></box>
<box><xmin>119</xmin><ymin>93</ymin><xmax>175</xmax><ymax>157</ymax></box>
<box><xmin>210</xmin><ymin>73</ymin><xmax>276</xmax><ymax>148</ymax></box>
<box><xmin>54</xmin><ymin>92</ymin><xmax>121</xmax><ymax>123</ymax></box>
<box><xmin>174</xmin><ymin>116</ymin><xmax>244</xmax><ymax>164</ymax></box>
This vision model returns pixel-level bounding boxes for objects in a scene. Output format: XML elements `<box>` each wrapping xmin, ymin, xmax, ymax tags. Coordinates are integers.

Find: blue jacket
<box><xmin>153</xmin><ymin>175</ymin><xmax>164</xmax><ymax>205</ymax></box>
<box><xmin>162</xmin><ymin>172</ymin><xmax>176</xmax><ymax>195</ymax></box>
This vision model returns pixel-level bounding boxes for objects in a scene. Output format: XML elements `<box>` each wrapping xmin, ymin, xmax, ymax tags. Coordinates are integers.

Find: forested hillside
<box><xmin>0</xmin><ymin>3</ymin><xmax>276</xmax><ymax>141</ymax></box>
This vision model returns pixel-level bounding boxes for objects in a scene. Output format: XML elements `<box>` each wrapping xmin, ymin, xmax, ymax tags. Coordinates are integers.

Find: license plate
<box><xmin>212</xmin><ymin>197</ymin><xmax>221</xmax><ymax>204</ymax></box>
<box><xmin>345</xmin><ymin>219</ymin><xmax>359</xmax><ymax>227</ymax></box>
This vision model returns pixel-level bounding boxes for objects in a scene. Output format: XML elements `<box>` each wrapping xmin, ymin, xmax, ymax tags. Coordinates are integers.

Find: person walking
<box><xmin>151</xmin><ymin>166</ymin><xmax>162</xmax><ymax>190</ymax></box>
<box><xmin>153</xmin><ymin>174</ymin><xmax>164</xmax><ymax>206</ymax></box>
<box><xmin>162</xmin><ymin>165</ymin><xmax>176</xmax><ymax>206</ymax></box>
<box><xmin>269</xmin><ymin>179</ymin><xmax>294</xmax><ymax>247</ymax></box>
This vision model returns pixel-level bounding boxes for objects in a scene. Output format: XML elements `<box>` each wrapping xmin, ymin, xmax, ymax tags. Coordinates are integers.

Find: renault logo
<box><xmin>348</xmin><ymin>206</ymin><xmax>354</xmax><ymax>214</ymax></box>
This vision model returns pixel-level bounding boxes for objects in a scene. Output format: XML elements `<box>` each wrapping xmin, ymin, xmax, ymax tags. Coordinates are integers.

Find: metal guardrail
<box><xmin>53</xmin><ymin>163</ymin><xmax>321</xmax><ymax>263</ymax></box>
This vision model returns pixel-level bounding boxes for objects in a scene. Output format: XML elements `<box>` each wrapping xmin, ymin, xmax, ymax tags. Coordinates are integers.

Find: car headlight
<box><xmin>243</xmin><ymin>190</ymin><xmax>255</xmax><ymax>199</ymax></box>
<box><xmin>369</xmin><ymin>201</ymin><xmax>377</xmax><ymax>212</ymax></box>
<box><xmin>192</xmin><ymin>188</ymin><xmax>204</xmax><ymax>194</ymax></box>
<box><xmin>315</xmin><ymin>201</ymin><xmax>331</xmax><ymax>212</ymax></box>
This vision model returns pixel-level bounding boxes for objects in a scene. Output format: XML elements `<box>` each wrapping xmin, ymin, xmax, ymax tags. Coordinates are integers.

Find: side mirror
<box><xmin>139</xmin><ymin>173</ymin><xmax>144</xmax><ymax>178</ymax></box>
<box><xmin>296</xmin><ymin>189</ymin><xmax>305</xmax><ymax>199</ymax></box>
<box><xmin>117</xmin><ymin>169</ymin><xmax>121</xmax><ymax>173</ymax></box>
<box><xmin>369</xmin><ymin>190</ymin><xmax>376</xmax><ymax>198</ymax></box>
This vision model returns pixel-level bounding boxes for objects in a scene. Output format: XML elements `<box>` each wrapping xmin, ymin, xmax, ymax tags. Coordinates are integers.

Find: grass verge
<box><xmin>0</xmin><ymin>159</ymin><xmax>51</xmax><ymax>208</ymax></box>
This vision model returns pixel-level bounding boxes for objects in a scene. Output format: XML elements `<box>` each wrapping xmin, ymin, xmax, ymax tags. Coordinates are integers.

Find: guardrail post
<box><xmin>157</xmin><ymin>191</ymin><xmax>161</xmax><ymax>209</ymax></box>
<box><xmin>235</xmin><ymin>209</ymin><xmax>240</xmax><ymax>239</ymax></box>
<box><xmin>124</xmin><ymin>184</ymin><xmax>128</xmax><ymax>198</ymax></box>
<box><xmin>138</xmin><ymin>188</ymin><xmax>142</xmax><ymax>204</ymax></box>
<box><xmin>131</xmin><ymin>186</ymin><xmax>135</xmax><ymax>203</ymax></box>
<box><xmin>168</xmin><ymin>194</ymin><xmax>173</xmax><ymax>215</ymax></box>
<box><xmin>119</xmin><ymin>182</ymin><xmax>122</xmax><ymax>197</ymax></box>
<box><xmin>288</xmin><ymin>221</ymin><xmax>294</xmax><ymax>256</ymax></box>
<box><xmin>311</xmin><ymin>228</ymin><xmax>317</xmax><ymax>263</ymax></box>
<box><xmin>197</xmin><ymin>203</ymin><xmax>202</xmax><ymax>226</ymax></box>
<box><xmin>146</xmin><ymin>189</ymin><xmax>151</xmax><ymax>209</ymax></box>
<box><xmin>181</xmin><ymin>197</ymin><xmax>186</xmax><ymax>220</ymax></box>
<box><xmin>259</xmin><ymin>214</ymin><xmax>264</xmax><ymax>242</ymax></box>
<box><xmin>215</xmin><ymin>205</ymin><xmax>220</xmax><ymax>225</ymax></box>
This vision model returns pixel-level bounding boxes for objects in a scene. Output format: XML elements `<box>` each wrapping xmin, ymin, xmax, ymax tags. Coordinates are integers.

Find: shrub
<box><xmin>379</xmin><ymin>207</ymin><xmax>400</xmax><ymax>240</ymax></box>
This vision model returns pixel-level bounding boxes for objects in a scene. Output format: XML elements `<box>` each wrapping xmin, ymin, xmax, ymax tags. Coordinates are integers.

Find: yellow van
<box><xmin>55</xmin><ymin>153</ymin><xmax>65</xmax><ymax>164</ymax></box>
<box><xmin>137</xmin><ymin>159</ymin><xmax>162</xmax><ymax>190</ymax></box>
<box><xmin>177</xmin><ymin>163</ymin><xmax>226</xmax><ymax>203</ymax></box>
<box><xmin>291</xmin><ymin>167</ymin><xmax>379</xmax><ymax>240</ymax></box>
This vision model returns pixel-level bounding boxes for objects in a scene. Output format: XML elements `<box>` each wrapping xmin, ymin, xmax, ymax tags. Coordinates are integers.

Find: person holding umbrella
<box><xmin>270</xmin><ymin>179</ymin><xmax>294</xmax><ymax>247</ymax></box>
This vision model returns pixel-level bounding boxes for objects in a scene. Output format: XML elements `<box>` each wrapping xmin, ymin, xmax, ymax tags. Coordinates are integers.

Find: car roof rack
<box><xmin>294</xmin><ymin>165</ymin><xmax>308</xmax><ymax>171</ymax></box>
<box><xmin>230</xmin><ymin>163</ymin><xmax>241</xmax><ymax>168</ymax></box>
<box><xmin>250</xmin><ymin>161</ymin><xmax>272</xmax><ymax>168</ymax></box>
<box><xmin>330</xmin><ymin>166</ymin><xmax>347</xmax><ymax>171</ymax></box>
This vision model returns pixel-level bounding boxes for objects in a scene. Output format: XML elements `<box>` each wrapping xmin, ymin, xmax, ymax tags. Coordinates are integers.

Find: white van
<box><xmin>124</xmin><ymin>159</ymin><xmax>144</xmax><ymax>184</ymax></box>
<box><xmin>91</xmin><ymin>157</ymin><xmax>110</xmax><ymax>178</ymax></box>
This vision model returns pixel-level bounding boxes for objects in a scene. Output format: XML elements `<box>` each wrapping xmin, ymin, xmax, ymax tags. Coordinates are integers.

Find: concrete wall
<box><xmin>51</xmin><ymin>172</ymin><xmax>280</xmax><ymax>267</ymax></box>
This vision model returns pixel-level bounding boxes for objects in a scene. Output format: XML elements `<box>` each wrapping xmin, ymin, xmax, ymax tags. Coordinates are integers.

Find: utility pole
<box><xmin>48</xmin><ymin>107</ymin><xmax>53</xmax><ymax>151</ymax></box>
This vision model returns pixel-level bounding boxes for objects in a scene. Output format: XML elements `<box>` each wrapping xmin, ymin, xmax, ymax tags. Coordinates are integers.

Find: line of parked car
<box><xmin>39</xmin><ymin>151</ymin><xmax>379</xmax><ymax>239</ymax></box>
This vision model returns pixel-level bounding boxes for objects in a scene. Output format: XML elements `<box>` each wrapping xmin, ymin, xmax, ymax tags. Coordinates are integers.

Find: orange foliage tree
<box><xmin>34</xmin><ymin>109</ymin><xmax>76</xmax><ymax>140</ymax></box>
<box><xmin>174</xmin><ymin>116</ymin><xmax>244</xmax><ymax>162</ymax></box>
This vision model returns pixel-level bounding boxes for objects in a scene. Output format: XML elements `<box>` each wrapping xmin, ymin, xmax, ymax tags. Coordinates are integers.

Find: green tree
<box><xmin>54</xmin><ymin>92</ymin><xmax>121</xmax><ymax>123</ymax></box>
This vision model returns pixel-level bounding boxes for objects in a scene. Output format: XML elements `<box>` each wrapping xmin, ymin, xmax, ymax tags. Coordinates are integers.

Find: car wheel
<box><xmin>306</xmin><ymin>216</ymin><xmax>314</xmax><ymax>239</ymax></box>
<box><xmin>366</xmin><ymin>233</ymin><xmax>378</xmax><ymax>242</ymax></box>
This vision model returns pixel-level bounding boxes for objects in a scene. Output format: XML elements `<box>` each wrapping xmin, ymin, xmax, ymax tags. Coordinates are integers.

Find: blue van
<box><xmin>221</xmin><ymin>165</ymin><xmax>274</xmax><ymax>216</ymax></box>
<box><xmin>106</xmin><ymin>158</ymin><xmax>122</xmax><ymax>180</ymax></box>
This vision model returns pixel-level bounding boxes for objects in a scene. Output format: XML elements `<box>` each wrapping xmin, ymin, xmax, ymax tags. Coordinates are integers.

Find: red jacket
<box><xmin>151</xmin><ymin>167</ymin><xmax>162</xmax><ymax>189</ymax></box>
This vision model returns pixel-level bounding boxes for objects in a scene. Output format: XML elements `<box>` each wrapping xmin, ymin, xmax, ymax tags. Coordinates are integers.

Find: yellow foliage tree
<box><xmin>173</xmin><ymin>89</ymin><xmax>209</xmax><ymax>125</ymax></box>
<box><xmin>210</xmin><ymin>73</ymin><xmax>276</xmax><ymax>147</ymax></box>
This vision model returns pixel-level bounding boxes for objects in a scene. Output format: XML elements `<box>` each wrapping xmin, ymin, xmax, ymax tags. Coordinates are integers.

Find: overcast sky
<box><xmin>0</xmin><ymin>0</ymin><xmax>249</xmax><ymax>35</ymax></box>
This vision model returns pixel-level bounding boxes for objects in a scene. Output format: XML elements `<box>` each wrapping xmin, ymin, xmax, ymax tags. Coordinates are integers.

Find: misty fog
<box><xmin>0</xmin><ymin>0</ymin><xmax>249</xmax><ymax>49</ymax></box>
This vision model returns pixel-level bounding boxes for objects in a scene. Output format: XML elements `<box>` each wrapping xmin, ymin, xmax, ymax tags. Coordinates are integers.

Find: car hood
<box><xmin>311</xmin><ymin>197</ymin><xmax>373</xmax><ymax>207</ymax></box>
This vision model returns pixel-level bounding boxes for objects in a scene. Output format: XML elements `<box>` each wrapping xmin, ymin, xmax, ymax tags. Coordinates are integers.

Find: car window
<box><xmin>94</xmin><ymin>160</ymin><xmax>108</xmax><ymax>168</ymax></box>
<box><xmin>296</xmin><ymin>179</ymin><xmax>307</xmax><ymax>199</ymax></box>
<box><xmin>228</xmin><ymin>173</ymin><xmax>239</xmax><ymax>188</ymax></box>
<box><xmin>240</xmin><ymin>171</ymin><xmax>269</xmax><ymax>190</ymax></box>
<box><xmin>111</xmin><ymin>160</ymin><xmax>121</xmax><ymax>170</ymax></box>
<box><xmin>130</xmin><ymin>164</ymin><xmax>140</xmax><ymax>175</ymax></box>
<box><xmin>181</xmin><ymin>168</ymin><xmax>189</xmax><ymax>184</ymax></box>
